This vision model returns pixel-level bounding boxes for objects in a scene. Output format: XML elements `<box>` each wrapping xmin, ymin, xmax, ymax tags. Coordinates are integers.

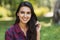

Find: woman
<box><xmin>5</xmin><ymin>1</ymin><xmax>41</xmax><ymax>40</ymax></box>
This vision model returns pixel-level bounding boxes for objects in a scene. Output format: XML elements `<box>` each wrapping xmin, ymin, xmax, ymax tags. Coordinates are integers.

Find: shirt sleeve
<box><xmin>5</xmin><ymin>30</ymin><xmax>14</xmax><ymax>40</ymax></box>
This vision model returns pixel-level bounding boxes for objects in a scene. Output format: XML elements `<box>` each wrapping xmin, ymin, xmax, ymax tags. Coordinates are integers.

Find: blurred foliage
<box><xmin>0</xmin><ymin>6</ymin><xmax>11</xmax><ymax>18</ymax></box>
<box><xmin>29</xmin><ymin>0</ymin><xmax>51</xmax><ymax>9</ymax></box>
<box><xmin>26</xmin><ymin>0</ymin><xmax>53</xmax><ymax>17</ymax></box>
<box><xmin>0</xmin><ymin>0</ymin><xmax>23</xmax><ymax>17</ymax></box>
<box><xmin>0</xmin><ymin>0</ymin><xmax>55</xmax><ymax>20</ymax></box>
<box><xmin>34</xmin><ymin>6</ymin><xmax>49</xmax><ymax>17</ymax></box>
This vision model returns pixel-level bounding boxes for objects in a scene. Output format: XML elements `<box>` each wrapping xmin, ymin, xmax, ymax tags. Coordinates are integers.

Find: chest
<box><xmin>13</xmin><ymin>32</ymin><xmax>27</xmax><ymax>40</ymax></box>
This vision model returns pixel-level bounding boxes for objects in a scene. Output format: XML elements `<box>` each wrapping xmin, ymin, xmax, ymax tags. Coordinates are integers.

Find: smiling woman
<box><xmin>5</xmin><ymin>1</ymin><xmax>41</xmax><ymax>40</ymax></box>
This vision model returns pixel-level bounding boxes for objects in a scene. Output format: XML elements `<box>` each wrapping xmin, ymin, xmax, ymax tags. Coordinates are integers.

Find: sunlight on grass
<box><xmin>0</xmin><ymin>17</ymin><xmax>13</xmax><ymax>21</ymax></box>
<box><xmin>41</xmin><ymin>24</ymin><xmax>60</xmax><ymax>40</ymax></box>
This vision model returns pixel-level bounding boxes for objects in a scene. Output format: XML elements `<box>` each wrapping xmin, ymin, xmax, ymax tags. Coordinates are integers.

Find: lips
<box><xmin>22</xmin><ymin>18</ymin><xmax>28</xmax><ymax>21</ymax></box>
<box><xmin>23</xmin><ymin>19</ymin><xmax>27</xmax><ymax>21</ymax></box>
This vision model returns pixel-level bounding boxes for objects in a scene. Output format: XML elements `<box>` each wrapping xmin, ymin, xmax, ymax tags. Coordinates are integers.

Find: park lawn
<box><xmin>0</xmin><ymin>17</ymin><xmax>60</xmax><ymax>40</ymax></box>
<box><xmin>0</xmin><ymin>21</ymin><xmax>14</xmax><ymax>40</ymax></box>
<box><xmin>41</xmin><ymin>24</ymin><xmax>60</xmax><ymax>40</ymax></box>
<box><xmin>38</xmin><ymin>17</ymin><xmax>60</xmax><ymax>40</ymax></box>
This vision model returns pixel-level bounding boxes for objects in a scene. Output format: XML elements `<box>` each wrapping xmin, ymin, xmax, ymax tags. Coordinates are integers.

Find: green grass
<box><xmin>39</xmin><ymin>17</ymin><xmax>60</xmax><ymax>40</ymax></box>
<box><xmin>0</xmin><ymin>17</ymin><xmax>60</xmax><ymax>40</ymax></box>
<box><xmin>0</xmin><ymin>21</ymin><xmax>14</xmax><ymax>40</ymax></box>
<box><xmin>41</xmin><ymin>24</ymin><xmax>60</xmax><ymax>40</ymax></box>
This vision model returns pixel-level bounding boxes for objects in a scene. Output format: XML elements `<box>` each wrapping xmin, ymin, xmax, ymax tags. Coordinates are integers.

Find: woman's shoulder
<box><xmin>5</xmin><ymin>25</ymin><xmax>15</xmax><ymax>34</ymax></box>
<box><xmin>5</xmin><ymin>24</ymin><xmax>22</xmax><ymax>34</ymax></box>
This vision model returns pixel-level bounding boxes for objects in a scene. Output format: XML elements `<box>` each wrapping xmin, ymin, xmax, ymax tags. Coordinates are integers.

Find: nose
<box><xmin>24</xmin><ymin>13</ymin><xmax>27</xmax><ymax>17</ymax></box>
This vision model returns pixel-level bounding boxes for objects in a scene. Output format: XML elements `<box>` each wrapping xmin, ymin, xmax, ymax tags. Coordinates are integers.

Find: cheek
<box><xmin>19</xmin><ymin>14</ymin><xmax>24</xmax><ymax>18</ymax></box>
<box><xmin>18</xmin><ymin>14</ymin><xmax>23</xmax><ymax>21</ymax></box>
<box><xmin>29</xmin><ymin>15</ymin><xmax>31</xmax><ymax>19</ymax></box>
<box><xmin>27</xmin><ymin>15</ymin><xmax>31</xmax><ymax>19</ymax></box>
<box><xmin>27</xmin><ymin>14</ymin><xmax>31</xmax><ymax>17</ymax></box>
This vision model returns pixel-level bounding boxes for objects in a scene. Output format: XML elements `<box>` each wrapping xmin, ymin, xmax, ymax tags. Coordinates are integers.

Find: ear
<box><xmin>17</xmin><ymin>13</ymin><xmax>19</xmax><ymax>16</ymax></box>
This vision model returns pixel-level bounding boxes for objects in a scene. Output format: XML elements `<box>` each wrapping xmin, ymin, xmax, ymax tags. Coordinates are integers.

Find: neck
<box><xmin>19</xmin><ymin>22</ymin><xmax>28</xmax><ymax>36</ymax></box>
<box><xmin>19</xmin><ymin>22</ymin><xmax>27</xmax><ymax>30</ymax></box>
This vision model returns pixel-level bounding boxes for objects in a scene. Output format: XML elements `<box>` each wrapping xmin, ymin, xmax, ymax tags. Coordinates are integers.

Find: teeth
<box><xmin>23</xmin><ymin>19</ymin><xmax>27</xmax><ymax>21</ymax></box>
<box><xmin>22</xmin><ymin>17</ymin><xmax>27</xmax><ymax>21</ymax></box>
<box><xmin>24</xmin><ymin>19</ymin><xmax>26</xmax><ymax>20</ymax></box>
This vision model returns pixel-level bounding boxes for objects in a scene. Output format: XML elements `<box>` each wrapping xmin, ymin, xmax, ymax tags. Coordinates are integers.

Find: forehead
<box><xmin>19</xmin><ymin>6</ymin><xmax>31</xmax><ymax>12</ymax></box>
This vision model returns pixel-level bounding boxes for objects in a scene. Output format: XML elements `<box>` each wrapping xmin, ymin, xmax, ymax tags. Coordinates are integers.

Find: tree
<box><xmin>53</xmin><ymin>0</ymin><xmax>60</xmax><ymax>24</ymax></box>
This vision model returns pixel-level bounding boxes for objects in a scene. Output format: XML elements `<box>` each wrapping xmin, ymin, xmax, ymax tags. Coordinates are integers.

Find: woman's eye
<box><xmin>20</xmin><ymin>11</ymin><xmax>25</xmax><ymax>14</ymax></box>
<box><xmin>27</xmin><ymin>12</ymin><xmax>31</xmax><ymax>14</ymax></box>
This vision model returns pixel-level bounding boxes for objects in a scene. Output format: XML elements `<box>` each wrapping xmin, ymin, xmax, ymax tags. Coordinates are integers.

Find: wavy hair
<box><xmin>15</xmin><ymin>1</ymin><xmax>37</xmax><ymax>40</ymax></box>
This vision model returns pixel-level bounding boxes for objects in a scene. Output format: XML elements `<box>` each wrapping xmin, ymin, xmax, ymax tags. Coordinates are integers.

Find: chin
<box><xmin>22</xmin><ymin>21</ymin><xmax>28</xmax><ymax>24</ymax></box>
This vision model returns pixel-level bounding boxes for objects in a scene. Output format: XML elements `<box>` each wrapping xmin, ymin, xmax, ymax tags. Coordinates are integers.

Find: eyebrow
<box><xmin>20</xmin><ymin>11</ymin><xmax>31</xmax><ymax>12</ymax></box>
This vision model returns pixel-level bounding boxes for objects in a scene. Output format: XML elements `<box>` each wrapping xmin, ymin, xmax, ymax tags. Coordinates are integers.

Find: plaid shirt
<box><xmin>5</xmin><ymin>23</ymin><xmax>27</xmax><ymax>40</ymax></box>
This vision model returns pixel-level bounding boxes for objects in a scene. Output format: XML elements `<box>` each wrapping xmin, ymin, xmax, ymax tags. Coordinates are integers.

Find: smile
<box><xmin>22</xmin><ymin>18</ymin><xmax>28</xmax><ymax>21</ymax></box>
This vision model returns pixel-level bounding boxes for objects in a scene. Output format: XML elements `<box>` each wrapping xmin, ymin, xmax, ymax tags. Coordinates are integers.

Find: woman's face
<box><xmin>17</xmin><ymin>6</ymin><xmax>31</xmax><ymax>24</ymax></box>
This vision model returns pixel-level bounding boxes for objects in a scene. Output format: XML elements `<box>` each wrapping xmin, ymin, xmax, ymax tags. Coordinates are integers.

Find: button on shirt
<box><xmin>5</xmin><ymin>24</ymin><xmax>27</xmax><ymax>40</ymax></box>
